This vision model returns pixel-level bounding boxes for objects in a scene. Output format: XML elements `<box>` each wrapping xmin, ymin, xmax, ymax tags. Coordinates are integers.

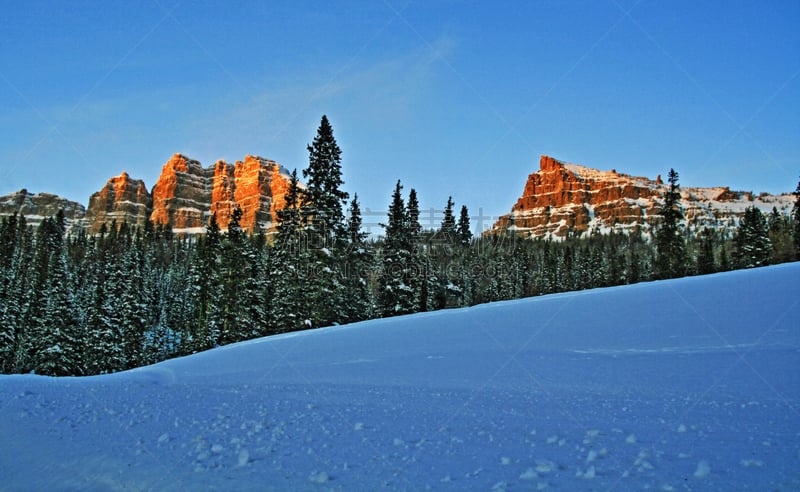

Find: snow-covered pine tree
<box><xmin>188</xmin><ymin>214</ymin><xmax>222</xmax><ymax>352</ymax></box>
<box><xmin>378</xmin><ymin>181</ymin><xmax>417</xmax><ymax>317</ymax></box>
<box><xmin>118</xmin><ymin>240</ymin><xmax>148</xmax><ymax>369</ymax></box>
<box><xmin>766</xmin><ymin>207</ymin><xmax>794</xmax><ymax>264</ymax></box>
<box><xmin>5</xmin><ymin>215</ymin><xmax>34</xmax><ymax>373</ymax></box>
<box><xmin>440</xmin><ymin>196</ymin><xmax>456</xmax><ymax>241</ymax></box>
<box><xmin>302</xmin><ymin>115</ymin><xmax>349</xmax><ymax>244</ymax></box>
<box><xmin>793</xmin><ymin>179</ymin><xmax>800</xmax><ymax>257</ymax></box>
<box><xmin>405</xmin><ymin>188</ymin><xmax>436</xmax><ymax>312</ymax></box>
<box><xmin>239</xmin><ymin>232</ymin><xmax>269</xmax><ymax>340</ymax></box>
<box><xmin>157</xmin><ymin>242</ymin><xmax>195</xmax><ymax>359</ymax></box>
<box><xmin>30</xmin><ymin>247</ymin><xmax>82</xmax><ymax>376</ymax></box>
<box><xmin>457</xmin><ymin>205</ymin><xmax>472</xmax><ymax>247</ymax></box>
<box><xmin>655</xmin><ymin>169</ymin><xmax>687</xmax><ymax>279</ymax></box>
<box><xmin>696</xmin><ymin>230</ymin><xmax>717</xmax><ymax>275</ymax></box>
<box><xmin>270</xmin><ymin>169</ymin><xmax>313</xmax><ymax>333</ymax></box>
<box><xmin>217</xmin><ymin>206</ymin><xmax>248</xmax><ymax>345</ymax></box>
<box><xmin>340</xmin><ymin>194</ymin><xmax>375</xmax><ymax>323</ymax></box>
<box><xmin>734</xmin><ymin>206</ymin><xmax>771</xmax><ymax>268</ymax></box>
<box><xmin>0</xmin><ymin>214</ymin><xmax>28</xmax><ymax>373</ymax></box>
<box><xmin>299</xmin><ymin>116</ymin><xmax>350</xmax><ymax>328</ymax></box>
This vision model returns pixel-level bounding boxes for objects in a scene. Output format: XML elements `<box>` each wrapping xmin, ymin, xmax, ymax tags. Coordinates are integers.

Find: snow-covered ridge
<box><xmin>490</xmin><ymin>155</ymin><xmax>795</xmax><ymax>239</ymax></box>
<box><xmin>1</xmin><ymin>263</ymin><xmax>798</xmax><ymax>489</ymax></box>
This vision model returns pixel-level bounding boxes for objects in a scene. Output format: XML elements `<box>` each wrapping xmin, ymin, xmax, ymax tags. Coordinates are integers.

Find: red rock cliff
<box><xmin>150</xmin><ymin>153</ymin><xmax>210</xmax><ymax>231</ymax></box>
<box><xmin>234</xmin><ymin>155</ymin><xmax>293</xmax><ymax>232</ymax></box>
<box><xmin>148</xmin><ymin>153</ymin><xmax>293</xmax><ymax>232</ymax></box>
<box><xmin>85</xmin><ymin>172</ymin><xmax>152</xmax><ymax>233</ymax></box>
<box><xmin>489</xmin><ymin>155</ymin><xmax>795</xmax><ymax>238</ymax></box>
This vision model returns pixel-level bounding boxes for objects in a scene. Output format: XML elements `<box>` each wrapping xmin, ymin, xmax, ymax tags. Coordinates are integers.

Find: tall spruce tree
<box><xmin>793</xmin><ymin>179</ymin><xmax>800</xmax><ymax>256</ymax></box>
<box><xmin>119</xmin><ymin>241</ymin><xmax>148</xmax><ymax>369</ymax></box>
<box><xmin>189</xmin><ymin>214</ymin><xmax>222</xmax><ymax>352</ymax></box>
<box><xmin>217</xmin><ymin>206</ymin><xmax>248</xmax><ymax>345</ymax></box>
<box><xmin>457</xmin><ymin>205</ymin><xmax>472</xmax><ymax>246</ymax></box>
<box><xmin>239</xmin><ymin>233</ymin><xmax>269</xmax><ymax>340</ymax></box>
<box><xmin>341</xmin><ymin>194</ymin><xmax>375</xmax><ymax>323</ymax></box>
<box><xmin>378</xmin><ymin>181</ymin><xmax>417</xmax><ymax>316</ymax></box>
<box><xmin>734</xmin><ymin>206</ymin><xmax>771</xmax><ymax>268</ymax></box>
<box><xmin>655</xmin><ymin>168</ymin><xmax>687</xmax><ymax>279</ymax></box>
<box><xmin>0</xmin><ymin>214</ymin><xmax>29</xmax><ymax>373</ymax></box>
<box><xmin>302</xmin><ymin>115</ymin><xmax>349</xmax><ymax>244</ymax></box>
<box><xmin>31</xmin><ymin>248</ymin><xmax>82</xmax><ymax>376</ymax></box>
<box><xmin>406</xmin><ymin>188</ymin><xmax>433</xmax><ymax>312</ymax></box>
<box><xmin>407</xmin><ymin>189</ymin><xmax>421</xmax><ymax>240</ymax></box>
<box><xmin>300</xmin><ymin>116</ymin><xmax>350</xmax><ymax>327</ymax></box>
<box><xmin>767</xmin><ymin>207</ymin><xmax>794</xmax><ymax>263</ymax></box>
<box><xmin>440</xmin><ymin>196</ymin><xmax>456</xmax><ymax>239</ymax></box>
<box><xmin>271</xmin><ymin>169</ymin><xmax>312</xmax><ymax>333</ymax></box>
<box><xmin>696</xmin><ymin>230</ymin><xmax>717</xmax><ymax>275</ymax></box>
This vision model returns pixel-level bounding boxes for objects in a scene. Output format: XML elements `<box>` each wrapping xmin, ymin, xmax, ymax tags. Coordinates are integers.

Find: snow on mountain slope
<box><xmin>1</xmin><ymin>264</ymin><xmax>798</xmax><ymax>491</ymax></box>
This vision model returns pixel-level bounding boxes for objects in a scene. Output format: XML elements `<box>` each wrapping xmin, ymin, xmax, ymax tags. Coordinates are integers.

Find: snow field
<box><xmin>0</xmin><ymin>263</ymin><xmax>798</xmax><ymax>490</ymax></box>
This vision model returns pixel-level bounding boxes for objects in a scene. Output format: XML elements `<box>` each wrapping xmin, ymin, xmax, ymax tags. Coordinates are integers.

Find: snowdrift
<box><xmin>1</xmin><ymin>264</ymin><xmax>798</xmax><ymax>490</ymax></box>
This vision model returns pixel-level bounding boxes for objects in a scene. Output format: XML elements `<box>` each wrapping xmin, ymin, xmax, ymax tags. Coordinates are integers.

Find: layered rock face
<box><xmin>234</xmin><ymin>155</ymin><xmax>293</xmax><ymax>231</ymax></box>
<box><xmin>150</xmin><ymin>154</ymin><xmax>211</xmax><ymax>232</ymax></box>
<box><xmin>149</xmin><ymin>153</ymin><xmax>293</xmax><ymax>233</ymax></box>
<box><xmin>489</xmin><ymin>155</ymin><xmax>795</xmax><ymax>239</ymax></box>
<box><xmin>85</xmin><ymin>172</ymin><xmax>152</xmax><ymax>233</ymax></box>
<box><xmin>0</xmin><ymin>189</ymin><xmax>85</xmax><ymax>230</ymax></box>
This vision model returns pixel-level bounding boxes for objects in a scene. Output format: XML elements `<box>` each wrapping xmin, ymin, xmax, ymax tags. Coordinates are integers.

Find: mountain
<box><xmin>489</xmin><ymin>155</ymin><xmax>795</xmax><ymax>239</ymax></box>
<box><xmin>1</xmin><ymin>263</ymin><xmax>797</xmax><ymax>489</ymax></box>
<box><xmin>85</xmin><ymin>171</ymin><xmax>152</xmax><ymax>233</ymax></box>
<box><xmin>0</xmin><ymin>189</ymin><xmax>85</xmax><ymax>230</ymax></box>
<box><xmin>1</xmin><ymin>153</ymin><xmax>795</xmax><ymax>237</ymax></box>
<box><xmin>0</xmin><ymin>153</ymin><xmax>295</xmax><ymax>234</ymax></box>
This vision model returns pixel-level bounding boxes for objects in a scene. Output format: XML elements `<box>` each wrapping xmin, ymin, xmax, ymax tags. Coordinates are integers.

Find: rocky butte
<box><xmin>488</xmin><ymin>155</ymin><xmax>795</xmax><ymax>239</ymax></box>
<box><xmin>148</xmin><ymin>153</ymin><xmax>293</xmax><ymax>233</ymax></box>
<box><xmin>85</xmin><ymin>171</ymin><xmax>152</xmax><ymax>233</ymax></box>
<box><xmin>0</xmin><ymin>189</ymin><xmax>85</xmax><ymax>230</ymax></box>
<box><xmin>0</xmin><ymin>153</ymin><xmax>295</xmax><ymax>234</ymax></box>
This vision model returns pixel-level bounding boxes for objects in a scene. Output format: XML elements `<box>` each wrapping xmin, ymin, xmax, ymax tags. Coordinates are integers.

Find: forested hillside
<box><xmin>1</xmin><ymin>117</ymin><xmax>799</xmax><ymax>376</ymax></box>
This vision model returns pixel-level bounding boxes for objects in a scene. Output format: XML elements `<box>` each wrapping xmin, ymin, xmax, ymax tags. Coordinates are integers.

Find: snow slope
<box><xmin>1</xmin><ymin>264</ymin><xmax>799</xmax><ymax>491</ymax></box>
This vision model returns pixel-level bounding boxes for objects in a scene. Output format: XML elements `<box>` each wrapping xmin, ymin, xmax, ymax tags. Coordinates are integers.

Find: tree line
<box><xmin>1</xmin><ymin>116</ymin><xmax>799</xmax><ymax>376</ymax></box>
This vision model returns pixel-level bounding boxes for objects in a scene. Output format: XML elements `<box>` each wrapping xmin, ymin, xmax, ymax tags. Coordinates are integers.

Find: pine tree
<box><xmin>298</xmin><ymin>117</ymin><xmax>350</xmax><ymax>328</ymax></box>
<box><xmin>218</xmin><ymin>206</ymin><xmax>247</xmax><ymax>345</ymax></box>
<box><xmin>767</xmin><ymin>207</ymin><xmax>794</xmax><ymax>263</ymax></box>
<box><xmin>271</xmin><ymin>170</ymin><xmax>313</xmax><ymax>333</ymax></box>
<box><xmin>457</xmin><ymin>205</ymin><xmax>472</xmax><ymax>247</ymax></box>
<box><xmin>440</xmin><ymin>196</ymin><xmax>456</xmax><ymax>240</ymax></box>
<box><xmin>302</xmin><ymin>115</ymin><xmax>349</xmax><ymax>245</ymax></box>
<box><xmin>378</xmin><ymin>181</ymin><xmax>417</xmax><ymax>316</ymax></box>
<box><xmin>239</xmin><ymin>234</ymin><xmax>269</xmax><ymax>340</ymax></box>
<box><xmin>340</xmin><ymin>194</ymin><xmax>375</xmax><ymax>323</ymax></box>
<box><xmin>655</xmin><ymin>168</ymin><xmax>687</xmax><ymax>279</ymax></box>
<box><xmin>0</xmin><ymin>213</ymin><xmax>18</xmax><ymax>270</ymax></box>
<box><xmin>5</xmin><ymin>215</ymin><xmax>33</xmax><ymax>372</ymax></box>
<box><xmin>33</xmin><ymin>249</ymin><xmax>82</xmax><ymax>376</ymax></box>
<box><xmin>0</xmin><ymin>214</ymin><xmax>27</xmax><ymax>372</ymax></box>
<box><xmin>189</xmin><ymin>214</ymin><xmax>222</xmax><ymax>352</ymax></box>
<box><xmin>276</xmin><ymin>169</ymin><xmax>304</xmax><ymax>251</ymax></box>
<box><xmin>83</xmin><ymin>248</ymin><xmax>117</xmax><ymax>374</ymax></box>
<box><xmin>793</xmin><ymin>179</ymin><xmax>800</xmax><ymax>257</ymax></box>
<box><xmin>734</xmin><ymin>206</ymin><xmax>771</xmax><ymax>268</ymax></box>
<box><xmin>696</xmin><ymin>230</ymin><xmax>717</xmax><ymax>275</ymax></box>
<box><xmin>407</xmin><ymin>189</ymin><xmax>421</xmax><ymax>240</ymax></box>
<box><xmin>406</xmin><ymin>188</ymin><xmax>433</xmax><ymax>312</ymax></box>
<box><xmin>118</xmin><ymin>240</ymin><xmax>148</xmax><ymax>369</ymax></box>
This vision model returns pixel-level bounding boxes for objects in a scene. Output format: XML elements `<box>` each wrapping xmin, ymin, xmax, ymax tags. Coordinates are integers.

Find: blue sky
<box><xmin>1</xmin><ymin>0</ymin><xmax>798</xmax><ymax>232</ymax></box>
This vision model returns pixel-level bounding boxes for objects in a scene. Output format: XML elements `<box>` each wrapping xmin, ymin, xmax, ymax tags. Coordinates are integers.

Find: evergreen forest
<box><xmin>2</xmin><ymin>116</ymin><xmax>799</xmax><ymax>376</ymax></box>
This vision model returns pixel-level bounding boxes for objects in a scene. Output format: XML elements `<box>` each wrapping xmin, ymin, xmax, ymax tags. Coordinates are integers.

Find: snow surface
<box><xmin>1</xmin><ymin>264</ymin><xmax>799</xmax><ymax>490</ymax></box>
